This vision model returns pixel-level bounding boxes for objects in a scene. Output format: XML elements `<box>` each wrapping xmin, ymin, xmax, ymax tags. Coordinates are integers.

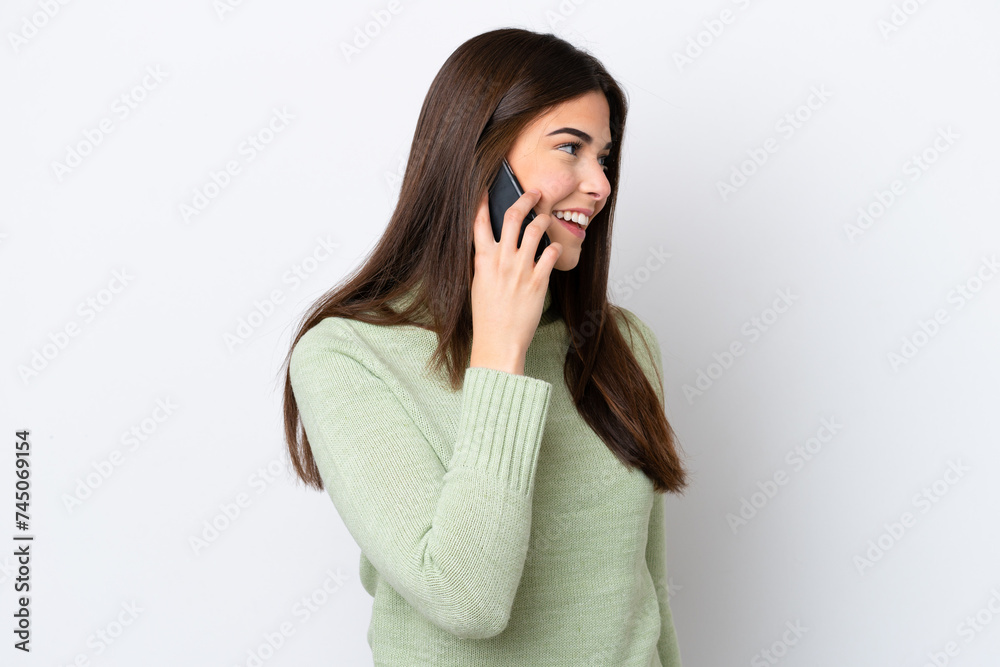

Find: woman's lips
<box><xmin>558</xmin><ymin>216</ymin><xmax>586</xmax><ymax>239</ymax></box>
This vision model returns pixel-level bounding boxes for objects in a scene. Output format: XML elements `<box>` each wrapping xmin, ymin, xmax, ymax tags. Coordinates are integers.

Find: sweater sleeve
<box><xmin>619</xmin><ymin>308</ymin><xmax>683</xmax><ymax>666</ymax></box>
<box><xmin>288</xmin><ymin>319</ymin><xmax>553</xmax><ymax>640</ymax></box>
<box><xmin>647</xmin><ymin>492</ymin><xmax>682</xmax><ymax>667</ymax></box>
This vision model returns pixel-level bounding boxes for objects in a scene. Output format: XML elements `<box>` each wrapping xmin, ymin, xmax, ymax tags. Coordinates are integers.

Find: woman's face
<box><xmin>505</xmin><ymin>90</ymin><xmax>613</xmax><ymax>271</ymax></box>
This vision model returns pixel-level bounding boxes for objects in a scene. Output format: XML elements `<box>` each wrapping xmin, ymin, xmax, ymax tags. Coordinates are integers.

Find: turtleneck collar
<box><xmin>383</xmin><ymin>280</ymin><xmax>430</xmax><ymax>325</ymax></box>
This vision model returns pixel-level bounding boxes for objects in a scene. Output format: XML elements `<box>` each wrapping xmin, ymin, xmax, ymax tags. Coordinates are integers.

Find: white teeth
<box><xmin>553</xmin><ymin>210</ymin><xmax>590</xmax><ymax>228</ymax></box>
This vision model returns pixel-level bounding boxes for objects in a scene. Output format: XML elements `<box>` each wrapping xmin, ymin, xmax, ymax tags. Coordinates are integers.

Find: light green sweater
<box><xmin>289</xmin><ymin>284</ymin><xmax>682</xmax><ymax>666</ymax></box>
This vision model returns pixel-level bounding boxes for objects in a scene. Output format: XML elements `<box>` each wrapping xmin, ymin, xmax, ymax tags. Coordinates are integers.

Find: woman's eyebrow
<box><xmin>546</xmin><ymin>127</ymin><xmax>613</xmax><ymax>150</ymax></box>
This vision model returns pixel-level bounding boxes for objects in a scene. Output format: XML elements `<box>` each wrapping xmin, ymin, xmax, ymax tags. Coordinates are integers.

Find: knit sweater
<box><xmin>288</xmin><ymin>284</ymin><xmax>682</xmax><ymax>666</ymax></box>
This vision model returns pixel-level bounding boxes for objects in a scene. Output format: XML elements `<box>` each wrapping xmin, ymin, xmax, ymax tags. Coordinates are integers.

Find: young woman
<box><xmin>280</xmin><ymin>27</ymin><xmax>689</xmax><ymax>666</ymax></box>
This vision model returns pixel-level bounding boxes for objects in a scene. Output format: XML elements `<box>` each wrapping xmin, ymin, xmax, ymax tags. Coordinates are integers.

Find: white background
<box><xmin>3</xmin><ymin>0</ymin><xmax>999</xmax><ymax>665</ymax></box>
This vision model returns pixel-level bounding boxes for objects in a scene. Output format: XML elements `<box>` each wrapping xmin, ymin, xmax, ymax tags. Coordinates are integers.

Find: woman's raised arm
<box><xmin>289</xmin><ymin>319</ymin><xmax>552</xmax><ymax>639</ymax></box>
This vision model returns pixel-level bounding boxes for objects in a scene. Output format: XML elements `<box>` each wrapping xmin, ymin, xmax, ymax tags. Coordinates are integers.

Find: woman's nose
<box><xmin>579</xmin><ymin>160</ymin><xmax>611</xmax><ymax>201</ymax></box>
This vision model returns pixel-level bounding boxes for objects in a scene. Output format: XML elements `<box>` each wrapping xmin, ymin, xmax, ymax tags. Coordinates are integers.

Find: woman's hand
<box><xmin>470</xmin><ymin>188</ymin><xmax>563</xmax><ymax>375</ymax></box>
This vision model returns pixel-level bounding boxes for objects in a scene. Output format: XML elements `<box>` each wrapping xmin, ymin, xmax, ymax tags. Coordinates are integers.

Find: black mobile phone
<box><xmin>488</xmin><ymin>158</ymin><xmax>550</xmax><ymax>262</ymax></box>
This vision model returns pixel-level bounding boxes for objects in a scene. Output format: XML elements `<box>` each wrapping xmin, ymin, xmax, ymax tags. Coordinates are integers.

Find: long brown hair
<box><xmin>279</xmin><ymin>28</ymin><xmax>688</xmax><ymax>494</ymax></box>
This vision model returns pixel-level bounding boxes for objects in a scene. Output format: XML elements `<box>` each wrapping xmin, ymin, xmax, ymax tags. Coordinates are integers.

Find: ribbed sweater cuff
<box><xmin>449</xmin><ymin>366</ymin><xmax>552</xmax><ymax>497</ymax></box>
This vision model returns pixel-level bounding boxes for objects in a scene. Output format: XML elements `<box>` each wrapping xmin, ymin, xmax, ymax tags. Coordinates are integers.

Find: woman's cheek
<box><xmin>553</xmin><ymin>171</ymin><xmax>575</xmax><ymax>192</ymax></box>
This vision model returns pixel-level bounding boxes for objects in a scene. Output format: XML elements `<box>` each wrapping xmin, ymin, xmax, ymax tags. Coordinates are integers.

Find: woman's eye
<box><xmin>559</xmin><ymin>142</ymin><xmax>611</xmax><ymax>170</ymax></box>
<box><xmin>557</xmin><ymin>141</ymin><xmax>582</xmax><ymax>155</ymax></box>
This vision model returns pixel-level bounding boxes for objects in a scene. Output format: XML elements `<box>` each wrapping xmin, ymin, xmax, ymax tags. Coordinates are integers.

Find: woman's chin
<box><xmin>553</xmin><ymin>250</ymin><xmax>580</xmax><ymax>271</ymax></box>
